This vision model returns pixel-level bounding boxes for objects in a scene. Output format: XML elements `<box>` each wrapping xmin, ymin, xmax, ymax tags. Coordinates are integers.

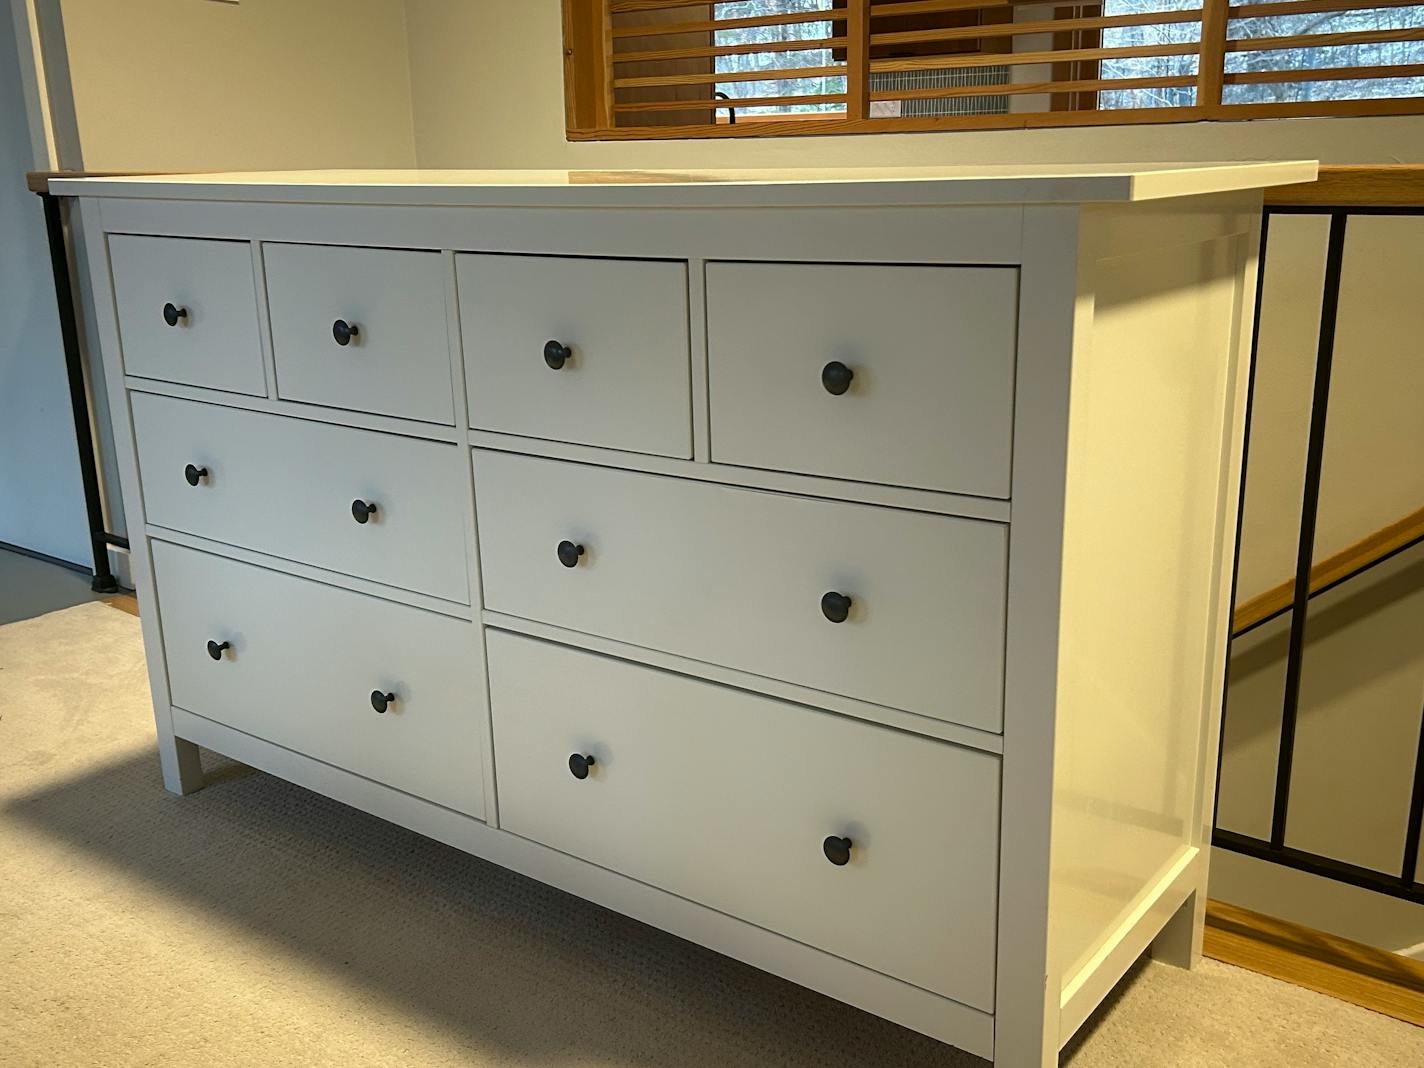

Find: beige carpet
<box><xmin>1</xmin><ymin>602</ymin><xmax>1419</xmax><ymax>1068</ymax></box>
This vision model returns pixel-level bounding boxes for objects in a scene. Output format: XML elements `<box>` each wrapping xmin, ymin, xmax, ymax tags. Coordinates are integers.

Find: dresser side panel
<box><xmin>1050</xmin><ymin>196</ymin><xmax>1261</xmax><ymax>1033</ymax></box>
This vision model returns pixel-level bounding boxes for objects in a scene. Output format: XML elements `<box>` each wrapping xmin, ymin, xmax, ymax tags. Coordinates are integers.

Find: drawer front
<box><xmin>474</xmin><ymin>451</ymin><xmax>1006</xmax><ymax>731</ymax></box>
<box><xmin>133</xmin><ymin>393</ymin><xmax>469</xmax><ymax>602</ymax></box>
<box><xmin>489</xmin><ymin>631</ymin><xmax>999</xmax><ymax>1007</ymax></box>
<box><xmin>154</xmin><ymin>541</ymin><xmax>483</xmax><ymax>816</ymax></box>
<box><xmin>110</xmin><ymin>235</ymin><xmax>265</xmax><ymax>396</ymax></box>
<box><xmin>706</xmin><ymin>262</ymin><xmax>1018</xmax><ymax>498</ymax></box>
<box><xmin>457</xmin><ymin>254</ymin><xmax>691</xmax><ymax>457</ymax></box>
<box><xmin>264</xmin><ymin>244</ymin><xmax>454</xmax><ymax>424</ymax></box>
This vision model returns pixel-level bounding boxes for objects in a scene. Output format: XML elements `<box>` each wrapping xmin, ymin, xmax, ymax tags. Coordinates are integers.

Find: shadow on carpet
<box><xmin>5</xmin><ymin>747</ymin><xmax>992</xmax><ymax>1068</ymax></box>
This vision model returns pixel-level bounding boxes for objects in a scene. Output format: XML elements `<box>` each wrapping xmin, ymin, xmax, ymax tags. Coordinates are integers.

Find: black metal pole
<box><xmin>1268</xmin><ymin>211</ymin><xmax>1349</xmax><ymax>851</ymax></box>
<box><xmin>38</xmin><ymin>190</ymin><xmax>119</xmax><ymax>593</ymax></box>
<box><xmin>1216</xmin><ymin>827</ymin><xmax>1424</xmax><ymax>905</ymax></box>
<box><xmin>1400</xmin><ymin>699</ymin><xmax>1424</xmax><ymax>886</ymax></box>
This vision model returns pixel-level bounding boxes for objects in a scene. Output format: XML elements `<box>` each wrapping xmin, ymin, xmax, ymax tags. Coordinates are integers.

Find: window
<box><xmin>561</xmin><ymin>0</ymin><xmax>1424</xmax><ymax>138</ymax></box>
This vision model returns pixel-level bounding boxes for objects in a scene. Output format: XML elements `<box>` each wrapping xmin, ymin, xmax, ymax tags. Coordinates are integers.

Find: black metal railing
<box><xmin>31</xmin><ymin>176</ymin><xmax>128</xmax><ymax>592</ymax></box>
<box><xmin>1213</xmin><ymin>201</ymin><xmax>1424</xmax><ymax>905</ymax></box>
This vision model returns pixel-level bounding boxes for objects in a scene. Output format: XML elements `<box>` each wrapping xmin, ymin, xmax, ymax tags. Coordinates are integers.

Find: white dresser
<box><xmin>60</xmin><ymin>163</ymin><xmax>1314</xmax><ymax>1066</ymax></box>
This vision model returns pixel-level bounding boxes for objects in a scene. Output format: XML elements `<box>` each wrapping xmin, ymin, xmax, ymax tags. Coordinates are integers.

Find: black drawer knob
<box><xmin>184</xmin><ymin>463</ymin><xmax>209</xmax><ymax>487</ymax></box>
<box><xmin>823</xmin><ymin>835</ymin><xmax>853</xmax><ymax>866</ymax></box>
<box><xmin>544</xmin><ymin>340</ymin><xmax>572</xmax><ymax>370</ymax></box>
<box><xmin>370</xmin><ymin>690</ymin><xmax>396</xmax><ymax>714</ymax></box>
<box><xmin>821</xmin><ymin>591</ymin><xmax>853</xmax><ymax>623</ymax></box>
<box><xmin>163</xmin><ymin>302</ymin><xmax>188</xmax><ymax>327</ymax></box>
<box><xmin>821</xmin><ymin>361</ymin><xmax>854</xmax><ymax>396</ymax></box>
<box><xmin>568</xmin><ymin>753</ymin><xmax>596</xmax><ymax>780</ymax></box>
<box><xmin>332</xmin><ymin>319</ymin><xmax>360</xmax><ymax>346</ymax></box>
<box><xmin>557</xmin><ymin>540</ymin><xmax>585</xmax><ymax>568</ymax></box>
<box><xmin>351</xmin><ymin>499</ymin><xmax>378</xmax><ymax>524</ymax></box>
<box><xmin>206</xmin><ymin>640</ymin><xmax>230</xmax><ymax>661</ymax></box>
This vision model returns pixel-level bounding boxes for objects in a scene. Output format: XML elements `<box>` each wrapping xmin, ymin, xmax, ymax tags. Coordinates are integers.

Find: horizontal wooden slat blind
<box><xmin>563</xmin><ymin>0</ymin><xmax>1424</xmax><ymax>137</ymax></box>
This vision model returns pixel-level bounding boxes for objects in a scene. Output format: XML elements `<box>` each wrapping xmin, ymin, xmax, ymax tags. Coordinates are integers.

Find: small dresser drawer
<box><xmin>154</xmin><ymin>542</ymin><xmax>483</xmax><ymax>817</ymax></box>
<box><xmin>489</xmin><ymin>631</ymin><xmax>999</xmax><ymax>1007</ymax></box>
<box><xmin>109</xmin><ymin>235</ymin><xmax>264</xmax><ymax>396</ymax></box>
<box><xmin>474</xmin><ymin>451</ymin><xmax>1006</xmax><ymax>731</ymax></box>
<box><xmin>457</xmin><ymin>254</ymin><xmax>691</xmax><ymax>457</ymax></box>
<box><xmin>132</xmin><ymin>393</ymin><xmax>469</xmax><ymax>602</ymax></box>
<box><xmin>264</xmin><ymin>243</ymin><xmax>454</xmax><ymax>424</ymax></box>
<box><xmin>706</xmin><ymin>262</ymin><xmax>1018</xmax><ymax>498</ymax></box>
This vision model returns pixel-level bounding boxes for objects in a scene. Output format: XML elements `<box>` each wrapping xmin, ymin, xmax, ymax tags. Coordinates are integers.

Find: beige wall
<box><xmin>1219</xmin><ymin>216</ymin><xmax>1424</xmax><ymax>953</ymax></box>
<box><xmin>60</xmin><ymin>0</ymin><xmax>416</xmax><ymax>171</ymax></box>
<box><xmin>404</xmin><ymin>0</ymin><xmax>1424</xmax><ymax>170</ymax></box>
<box><xmin>1236</xmin><ymin>216</ymin><xmax>1424</xmax><ymax>601</ymax></box>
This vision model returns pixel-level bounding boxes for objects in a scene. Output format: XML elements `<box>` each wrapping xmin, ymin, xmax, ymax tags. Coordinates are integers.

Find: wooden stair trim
<box><xmin>1233</xmin><ymin>504</ymin><xmax>1424</xmax><ymax>635</ymax></box>
<box><xmin>1204</xmin><ymin>899</ymin><xmax>1424</xmax><ymax>1026</ymax></box>
<box><xmin>1265</xmin><ymin>163</ymin><xmax>1424</xmax><ymax>208</ymax></box>
<box><xmin>103</xmin><ymin>594</ymin><xmax>139</xmax><ymax>617</ymax></box>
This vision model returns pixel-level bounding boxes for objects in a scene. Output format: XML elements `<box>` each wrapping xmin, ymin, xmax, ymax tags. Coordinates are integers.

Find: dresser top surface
<box><xmin>52</xmin><ymin>162</ymin><xmax>1316</xmax><ymax>209</ymax></box>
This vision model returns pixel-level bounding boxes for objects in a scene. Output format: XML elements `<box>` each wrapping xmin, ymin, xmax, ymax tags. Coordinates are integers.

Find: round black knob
<box><xmin>544</xmin><ymin>340</ymin><xmax>572</xmax><ymax>370</ymax></box>
<box><xmin>206</xmin><ymin>640</ymin><xmax>230</xmax><ymax>661</ymax></box>
<box><xmin>333</xmin><ymin>319</ymin><xmax>360</xmax><ymax>346</ymax></box>
<box><xmin>351</xmin><ymin>499</ymin><xmax>378</xmax><ymax>524</ymax></box>
<box><xmin>370</xmin><ymin>690</ymin><xmax>396</xmax><ymax>714</ymax></box>
<box><xmin>568</xmin><ymin>753</ymin><xmax>596</xmax><ymax>780</ymax></box>
<box><xmin>821</xmin><ymin>591</ymin><xmax>853</xmax><ymax>623</ymax></box>
<box><xmin>184</xmin><ymin>463</ymin><xmax>209</xmax><ymax>487</ymax></box>
<box><xmin>821</xmin><ymin>361</ymin><xmax>854</xmax><ymax>396</ymax></box>
<box><xmin>823</xmin><ymin>835</ymin><xmax>853</xmax><ymax>866</ymax></box>
<box><xmin>162</xmin><ymin>302</ymin><xmax>188</xmax><ymax>327</ymax></box>
<box><xmin>557</xmin><ymin>540</ymin><xmax>585</xmax><ymax>568</ymax></box>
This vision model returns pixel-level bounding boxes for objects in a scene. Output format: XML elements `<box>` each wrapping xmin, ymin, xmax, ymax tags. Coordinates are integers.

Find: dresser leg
<box><xmin>158</xmin><ymin>736</ymin><xmax>205</xmax><ymax>795</ymax></box>
<box><xmin>1150</xmin><ymin>889</ymin><xmax>1202</xmax><ymax>970</ymax></box>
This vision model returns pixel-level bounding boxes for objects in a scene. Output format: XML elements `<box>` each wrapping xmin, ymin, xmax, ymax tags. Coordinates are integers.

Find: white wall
<box><xmin>0</xmin><ymin>3</ymin><xmax>88</xmax><ymax>564</ymax></box>
<box><xmin>0</xmin><ymin>0</ymin><xmax>422</xmax><ymax>571</ymax></box>
<box><xmin>58</xmin><ymin>0</ymin><xmax>417</xmax><ymax>171</ymax></box>
<box><xmin>404</xmin><ymin>0</ymin><xmax>1424</xmax><ymax>170</ymax></box>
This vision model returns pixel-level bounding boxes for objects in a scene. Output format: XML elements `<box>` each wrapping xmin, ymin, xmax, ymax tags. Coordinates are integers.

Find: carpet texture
<box><xmin>1</xmin><ymin>601</ymin><xmax>1419</xmax><ymax>1067</ymax></box>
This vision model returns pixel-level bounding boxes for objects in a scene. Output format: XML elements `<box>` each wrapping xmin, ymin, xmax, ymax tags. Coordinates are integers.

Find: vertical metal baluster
<box><xmin>1399</xmin><ymin>698</ymin><xmax>1424</xmax><ymax>887</ymax></box>
<box><xmin>1269</xmin><ymin>210</ymin><xmax>1349</xmax><ymax>851</ymax></box>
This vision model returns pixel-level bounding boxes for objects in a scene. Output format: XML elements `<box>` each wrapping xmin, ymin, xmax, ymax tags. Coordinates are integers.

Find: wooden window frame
<box><xmin>563</xmin><ymin>0</ymin><xmax>1424</xmax><ymax>140</ymax></box>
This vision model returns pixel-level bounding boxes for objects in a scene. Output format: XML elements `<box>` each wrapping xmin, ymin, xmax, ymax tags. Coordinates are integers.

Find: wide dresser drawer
<box><xmin>109</xmin><ymin>235</ymin><xmax>265</xmax><ymax>396</ymax></box>
<box><xmin>264</xmin><ymin>243</ymin><xmax>454</xmax><ymax>424</ymax></box>
<box><xmin>132</xmin><ymin>393</ymin><xmax>469</xmax><ymax>602</ymax></box>
<box><xmin>488</xmin><ymin>631</ymin><xmax>999</xmax><ymax>1008</ymax></box>
<box><xmin>473</xmin><ymin>450</ymin><xmax>1007</xmax><ymax>731</ymax></box>
<box><xmin>457</xmin><ymin>253</ymin><xmax>692</xmax><ymax>457</ymax></box>
<box><xmin>705</xmin><ymin>262</ymin><xmax>1018</xmax><ymax>498</ymax></box>
<box><xmin>154</xmin><ymin>541</ymin><xmax>484</xmax><ymax>817</ymax></box>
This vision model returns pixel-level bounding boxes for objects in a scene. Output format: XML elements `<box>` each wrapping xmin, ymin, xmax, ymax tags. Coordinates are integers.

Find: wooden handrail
<box><xmin>1265</xmin><ymin>164</ymin><xmax>1424</xmax><ymax>208</ymax></box>
<box><xmin>1234</xmin><ymin>504</ymin><xmax>1424</xmax><ymax>635</ymax></box>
